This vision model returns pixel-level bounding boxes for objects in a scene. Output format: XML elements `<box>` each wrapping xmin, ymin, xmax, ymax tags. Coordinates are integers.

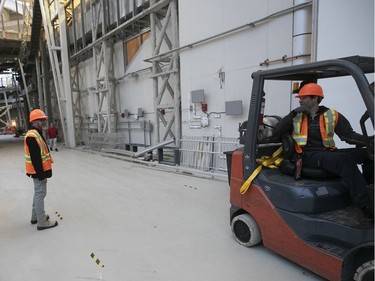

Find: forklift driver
<box><xmin>274</xmin><ymin>83</ymin><xmax>374</xmax><ymax>219</ymax></box>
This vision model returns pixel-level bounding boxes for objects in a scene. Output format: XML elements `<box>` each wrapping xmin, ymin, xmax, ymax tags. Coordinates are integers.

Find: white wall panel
<box><xmin>267</xmin><ymin>0</ymin><xmax>294</xmax><ymax>14</ymax></box>
<box><xmin>187</xmin><ymin>43</ymin><xmax>225</xmax><ymax>78</ymax></box>
<box><xmin>316</xmin><ymin>0</ymin><xmax>374</xmax><ymax>147</ymax></box>
<box><xmin>224</xmin><ymin>27</ymin><xmax>268</xmax><ymax>71</ymax></box>
<box><xmin>221</xmin><ymin>0</ymin><xmax>268</xmax><ymax>29</ymax></box>
<box><xmin>267</xmin><ymin>15</ymin><xmax>293</xmax><ymax>61</ymax></box>
<box><xmin>317</xmin><ymin>0</ymin><xmax>374</xmax><ymax>60</ymax></box>
<box><xmin>117</xmin><ymin>39</ymin><xmax>154</xmax><ymax>117</ymax></box>
<box><xmin>179</xmin><ymin>0</ymin><xmax>225</xmax><ymax>45</ymax></box>
<box><xmin>179</xmin><ymin>0</ymin><xmax>296</xmax><ymax>138</ymax></box>
<box><xmin>78</xmin><ymin>59</ymin><xmax>97</xmax><ymax>121</ymax></box>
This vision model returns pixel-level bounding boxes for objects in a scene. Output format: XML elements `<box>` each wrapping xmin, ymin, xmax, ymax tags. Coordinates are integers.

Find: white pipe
<box><xmin>291</xmin><ymin>0</ymin><xmax>313</xmax><ymax>109</ymax></box>
<box><xmin>133</xmin><ymin>137</ymin><xmax>174</xmax><ymax>157</ymax></box>
<box><xmin>292</xmin><ymin>0</ymin><xmax>312</xmax><ymax>66</ymax></box>
<box><xmin>310</xmin><ymin>0</ymin><xmax>319</xmax><ymax>62</ymax></box>
<box><xmin>0</xmin><ymin>0</ymin><xmax>6</xmax><ymax>16</ymax></box>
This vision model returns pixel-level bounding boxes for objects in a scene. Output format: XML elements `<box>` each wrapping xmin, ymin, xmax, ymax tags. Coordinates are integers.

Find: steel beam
<box><xmin>39</xmin><ymin>0</ymin><xmax>76</xmax><ymax>147</ymax></box>
<box><xmin>86</xmin><ymin>0</ymin><xmax>117</xmax><ymax>134</ymax></box>
<box><xmin>150</xmin><ymin>0</ymin><xmax>181</xmax><ymax>147</ymax></box>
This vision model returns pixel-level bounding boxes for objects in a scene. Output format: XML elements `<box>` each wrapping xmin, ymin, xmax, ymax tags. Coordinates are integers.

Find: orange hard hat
<box><xmin>295</xmin><ymin>83</ymin><xmax>324</xmax><ymax>98</ymax></box>
<box><xmin>29</xmin><ymin>109</ymin><xmax>48</xmax><ymax>123</ymax></box>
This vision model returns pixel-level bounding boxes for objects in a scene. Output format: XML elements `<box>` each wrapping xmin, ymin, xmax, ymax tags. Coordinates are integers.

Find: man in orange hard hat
<box><xmin>24</xmin><ymin>109</ymin><xmax>58</xmax><ymax>230</ymax></box>
<box><xmin>275</xmin><ymin>83</ymin><xmax>374</xmax><ymax>219</ymax></box>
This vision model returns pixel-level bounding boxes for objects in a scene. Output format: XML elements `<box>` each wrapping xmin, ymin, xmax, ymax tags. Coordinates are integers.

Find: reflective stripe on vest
<box><xmin>292</xmin><ymin>109</ymin><xmax>338</xmax><ymax>152</ymax></box>
<box><xmin>320</xmin><ymin>109</ymin><xmax>337</xmax><ymax>147</ymax></box>
<box><xmin>292</xmin><ymin>113</ymin><xmax>307</xmax><ymax>146</ymax></box>
<box><xmin>24</xmin><ymin>129</ymin><xmax>53</xmax><ymax>174</ymax></box>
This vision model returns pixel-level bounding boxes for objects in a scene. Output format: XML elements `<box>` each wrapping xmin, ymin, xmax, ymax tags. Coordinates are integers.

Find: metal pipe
<box><xmin>259</xmin><ymin>53</ymin><xmax>310</xmax><ymax>66</ymax></box>
<box><xmin>15</xmin><ymin>0</ymin><xmax>20</xmax><ymax>39</ymax></box>
<box><xmin>144</xmin><ymin>1</ymin><xmax>312</xmax><ymax>62</ymax></box>
<box><xmin>0</xmin><ymin>0</ymin><xmax>6</xmax><ymax>17</ymax></box>
<box><xmin>311</xmin><ymin>0</ymin><xmax>319</xmax><ymax>62</ymax></box>
<box><xmin>3</xmin><ymin>92</ymin><xmax>10</xmax><ymax>121</ymax></box>
<box><xmin>18</xmin><ymin>59</ymin><xmax>31</xmax><ymax>110</ymax></box>
<box><xmin>133</xmin><ymin>138</ymin><xmax>175</xmax><ymax>158</ymax></box>
<box><xmin>35</xmin><ymin>57</ymin><xmax>44</xmax><ymax>110</ymax></box>
<box><xmin>150</xmin><ymin>0</ymin><xmax>160</xmax><ymax>144</ymax></box>
<box><xmin>292</xmin><ymin>0</ymin><xmax>312</xmax><ymax>66</ymax></box>
<box><xmin>170</xmin><ymin>0</ymin><xmax>181</xmax><ymax>147</ymax></box>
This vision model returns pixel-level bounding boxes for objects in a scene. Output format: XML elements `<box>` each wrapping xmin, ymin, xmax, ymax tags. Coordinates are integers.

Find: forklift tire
<box><xmin>354</xmin><ymin>260</ymin><xmax>374</xmax><ymax>281</ymax></box>
<box><xmin>231</xmin><ymin>213</ymin><xmax>261</xmax><ymax>247</ymax></box>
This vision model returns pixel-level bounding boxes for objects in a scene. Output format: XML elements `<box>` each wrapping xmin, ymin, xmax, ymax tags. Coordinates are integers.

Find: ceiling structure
<box><xmin>0</xmin><ymin>0</ymin><xmax>41</xmax><ymax>73</ymax></box>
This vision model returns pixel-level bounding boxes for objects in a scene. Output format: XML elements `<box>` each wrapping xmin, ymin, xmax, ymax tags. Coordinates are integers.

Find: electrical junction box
<box><xmin>191</xmin><ymin>89</ymin><xmax>205</xmax><ymax>103</ymax></box>
<box><xmin>138</xmin><ymin>108</ymin><xmax>144</xmax><ymax>117</ymax></box>
<box><xmin>201</xmin><ymin>116</ymin><xmax>209</xmax><ymax>127</ymax></box>
<box><xmin>225</xmin><ymin>100</ymin><xmax>243</xmax><ymax>115</ymax></box>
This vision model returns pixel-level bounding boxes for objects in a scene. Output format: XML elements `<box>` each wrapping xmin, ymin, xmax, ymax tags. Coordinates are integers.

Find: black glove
<box><xmin>293</xmin><ymin>105</ymin><xmax>308</xmax><ymax>114</ymax></box>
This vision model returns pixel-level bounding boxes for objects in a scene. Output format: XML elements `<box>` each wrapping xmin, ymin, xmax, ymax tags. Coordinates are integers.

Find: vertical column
<box><xmin>0</xmin><ymin>0</ymin><xmax>6</xmax><ymax>21</ymax></box>
<box><xmin>292</xmin><ymin>0</ymin><xmax>312</xmax><ymax>65</ymax></box>
<box><xmin>58</xmin><ymin>1</ymin><xmax>76</xmax><ymax>147</ymax></box>
<box><xmin>150</xmin><ymin>0</ymin><xmax>160</xmax><ymax>143</ymax></box>
<box><xmin>170</xmin><ymin>0</ymin><xmax>180</xmax><ymax>147</ymax></box>
<box><xmin>3</xmin><ymin>92</ymin><xmax>10</xmax><ymax>120</ymax></box>
<box><xmin>310</xmin><ymin>0</ymin><xmax>319</xmax><ymax>62</ymax></box>
<box><xmin>35</xmin><ymin>57</ymin><xmax>44</xmax><ymax>111</ymax></box>
<box><xmin>103</xmin><ymin>39</ymin><xmax>115</xmax><ymax>133</ymax></box>
<box><xmin>149</xmin><ymin>0</ymin><xmax>180</xmax><ymax>145</ymax></box>
<box><xmin>40</xmin><ymin>39</ymin><xmax>52</xmax><ymax>120</ymax></box>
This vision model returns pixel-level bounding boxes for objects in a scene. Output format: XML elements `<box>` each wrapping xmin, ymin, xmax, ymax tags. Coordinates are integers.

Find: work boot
<box><xmin>31</xmin><ymin>215</ymin><xmax>49</xmax><ymax>225</ymax></box>
<box><xmin>37</xmin><ymin>219</ymin><xmax>58</xmax><ymax>231</ymax></box>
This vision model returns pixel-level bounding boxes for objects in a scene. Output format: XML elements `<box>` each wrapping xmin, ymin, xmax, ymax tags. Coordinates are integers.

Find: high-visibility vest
<box><xmin>24</xmin><ymin>129</ymin><xmax>54</xmax><ymax>174</ymax></box>
<box><xmin>292</xmin><ymin>109</ymin><xmax>338</xmax><ymax>153</ymax></box>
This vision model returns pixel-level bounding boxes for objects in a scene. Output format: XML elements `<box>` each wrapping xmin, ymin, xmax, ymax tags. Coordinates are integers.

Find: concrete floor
<box><xmin>0</xmin><ymin>135</ymin><xmax>325</xmax><ymax>281</ymax></box>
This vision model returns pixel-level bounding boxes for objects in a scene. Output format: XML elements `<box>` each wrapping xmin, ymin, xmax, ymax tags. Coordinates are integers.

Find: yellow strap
<box><xmin>240</xmin><ymin>165</ymin><xmax>263</xmax><ymax>194</ymax></box>
<box><xmin>239</xmin><ymin>146</ymin><xmax>283</xmax><ymax>194</ymax></box>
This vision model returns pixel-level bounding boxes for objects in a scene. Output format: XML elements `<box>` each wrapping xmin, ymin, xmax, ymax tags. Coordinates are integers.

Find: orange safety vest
<box><xmin>24</xmin><ymin>129</ymin><xmax>54</xmax><ymax>174</ymax></box>
<box><xmin>292</xmin><ymin>109</ymin><xmax>338</xmax><ymax>153</ymax></box>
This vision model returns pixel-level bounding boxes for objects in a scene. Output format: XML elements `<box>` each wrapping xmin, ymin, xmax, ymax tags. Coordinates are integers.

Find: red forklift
<box><xmin>227</xmin><ymin>56</ymin><xmax>374</xmax><ymax>281</ymax></box>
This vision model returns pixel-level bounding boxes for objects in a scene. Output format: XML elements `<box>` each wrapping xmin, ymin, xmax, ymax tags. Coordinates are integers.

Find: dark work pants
<box><xmin>302</xmin><ymin>148</ymin><xmax>372</xmax><ymax>208</ymax></box>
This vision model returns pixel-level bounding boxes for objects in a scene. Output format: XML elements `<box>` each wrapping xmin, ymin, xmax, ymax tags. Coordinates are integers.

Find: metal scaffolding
<box><xmin>39</xmin><ymin>0</ymin><xmax>75</xmax><ymax>147</ymax></box>
<box><xmin>150</xmin><ymin>0</ymin><xmax>181</xmax><ymax>147</ymax></box>
<box><xmin>86</xmin><ymin>0</ymin><xmax>116</xmax><ymax>134</ymax></box>
<box><xmin>34</xmin><ymin>0</ymin><xmax>181</xmax><ymax>154</ymax></box>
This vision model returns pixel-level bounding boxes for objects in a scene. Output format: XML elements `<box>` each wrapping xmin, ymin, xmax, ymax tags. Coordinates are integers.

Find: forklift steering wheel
<box><xmin>360</xmin><ymin>110</ymin><xmax>374</xmax><ymax>161</ymax></box>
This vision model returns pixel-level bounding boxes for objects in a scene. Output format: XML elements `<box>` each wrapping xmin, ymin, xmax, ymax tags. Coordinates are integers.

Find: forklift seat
<box><xmin>280</xmin><ymin>134</ymin><xmax>337</xmax><ymax>179</ymax></box>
